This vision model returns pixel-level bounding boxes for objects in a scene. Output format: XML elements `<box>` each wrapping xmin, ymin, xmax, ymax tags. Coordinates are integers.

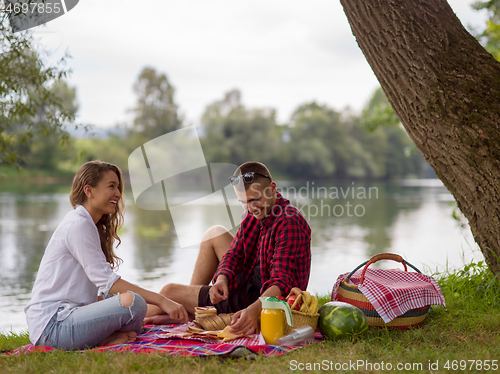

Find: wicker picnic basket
<box><xmin>283</xmin><ymin>294</ymin><xmax>320</xmax><ymax>335</ymax></box>
<box><xmin>335</xmin><ymin>253</ymin><xmax>430</xmax><ymax>329</ymax></box>
<box><xmin>284</xmin><ymin>310</ymin><xmax>320</xmax><ymax>335</ymax></box>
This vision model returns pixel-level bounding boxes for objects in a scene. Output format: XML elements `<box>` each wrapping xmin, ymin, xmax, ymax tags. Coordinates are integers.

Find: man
<box><xmin>145</xmin><ymin>161</ymin><xmax>311</xmax><ymax>335</ymax></box>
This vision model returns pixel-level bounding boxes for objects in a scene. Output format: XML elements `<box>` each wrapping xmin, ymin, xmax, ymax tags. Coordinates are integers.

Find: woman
<box><xmin>24</xmin><ymin>160</ymin><xmax>188</xmax><ymax>350</ymax></box>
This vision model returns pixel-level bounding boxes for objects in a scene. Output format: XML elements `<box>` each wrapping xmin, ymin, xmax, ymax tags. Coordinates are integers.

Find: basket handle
<box><xmin>345</xmin><ymin>253</ymin><xmax>422</xmax><ymax>285</ymax></box>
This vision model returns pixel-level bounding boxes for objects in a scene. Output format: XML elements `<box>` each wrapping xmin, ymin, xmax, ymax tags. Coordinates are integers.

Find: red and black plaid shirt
<box><xmin>213</xmin><ymin>192</ymin><xmax>311</xmax><ymax>297</ymax></box>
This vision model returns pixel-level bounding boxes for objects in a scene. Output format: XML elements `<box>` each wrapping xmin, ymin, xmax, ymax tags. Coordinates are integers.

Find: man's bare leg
<box><xmin>145</xmin><ymin>283</ymin><xmax>202</xmax><ymax>322</ymax></box>
<box><xmin>145</xmin><ymin>226</ymin><xmax>233</xmax><ymax>323</ymax></box>
<box><xmin>190</xmin><ymin>225</ymin><xmax>234</xmax><ymax>285</ymax></box>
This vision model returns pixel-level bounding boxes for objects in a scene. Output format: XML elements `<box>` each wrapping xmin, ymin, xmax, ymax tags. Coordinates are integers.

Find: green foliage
<box><xmin>199</xmin><ymin>88</ymin><xmax>425</xmax><ymax>180</ymax></box>
<box><xmin>435</xmin><ymin>258</ymin><xmax>500</xmax><ymax>313</ymax></box>
<box><xmin>287</xmin><ymin>137</ymin><xmax>336</xmax><ymax>178</ymax></box>
<box><xmin>4</xmin><ymin>83</ymin><xmax>426</xmax><ymax>181</ymax></box>
<box><xmin>285</xmin><ymin>102</ymin><xmax>344</xmax><ymax>178</ymax></box>
<box><xmin>16</xmin><ymin>81</ymin><xmax>80</xmax><ymax>170</ymax></box>
<box><xmin>358</xmin><ymin>88</ymin><xmax>425</xmax><ymax>178</ymax></box>
<box><xmin>473</xmin><ymin>0</ymin><xmax>500</xmax><ymax>60</ymax></box>
<box><xmin>132</xmin><ymin>67</ymin><xmax>182</xmax><ymax>139</ymax></box>
<box><xmin>72</xmin><ymin>132</ymin><xmax>146</xmax><ymax>173</ymax></box>
<box><xmin>0</xmin><ymin>330</ymin><xmax>29</xmax><ymax>352</ymax></box>
<box><xmin>200</xmin><ymin>89</ymin><xmax>281</xmax><ymax>168</ymax></box>
<box><xmin>0</xmin><ymin>16</ymin><xmax>75</xmax><ymax>167</ymax></box>
<box><xmin>361</xmin><ymin>87</ymin><xmax>400</xmax><ymax>131</ymax></box>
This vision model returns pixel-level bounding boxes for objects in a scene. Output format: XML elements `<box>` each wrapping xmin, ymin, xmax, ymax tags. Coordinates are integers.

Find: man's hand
<box><xmin>209</xmin><ymin>275</ymin><xmax>229</xmax><ymax>304</ymax></box>
<box><xmin>228</xmin><ymin>285</ymin><xmax>283</xmax><ymax>335</ymax></box>
<box><xmin>230</xmin><ymin>307</ymin><xmax>259</xmax><ymax>335</ymax></box>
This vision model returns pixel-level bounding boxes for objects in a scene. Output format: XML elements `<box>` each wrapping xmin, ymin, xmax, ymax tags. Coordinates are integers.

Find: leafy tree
<box><xmin>285</xmin><ymin>102</ymin><xmax>346</xmax><ymax>178</ymax></box>
<box><xmin>473</xmin><ymin>0</ymin><xmax>500</xmax><ymax>60</ymax></box>
<box><xmin>345</xmin><ymin>116</ymin><xmax>388</xmax><ymax>178</ymax></box>
<box><xmin>201</xmin><ymin>89</ymin><xmax>425</xmax><ymax>180</ymax></box>
<box><xmin>74</xmin><ymin>131</ymin><xmax>146</xmax><ymax>174</ymax></box>
<box><xmin>286</xmin><ymin>101</ymin><xmax>416</xmax><ymax>179</ymax></box>
<box><xmin>340</xmin><ymin>0</ymin><xmax>500</xmax><ymax>273</ymax></box>
<box><xmin>0</xmin><ymin>14</ymin><xmax>74</xmax><ymax>167</ymax></box>
<box><xmin>19</xmin><ymin>81</ymin><xmax>79</xmax><ymax>170</ymax></box>
<box><xmin>359</xmin><ymin>88</ymin><xmax>426</xmax><ymax>178</ymax></box>
<box><xmin>382</xmin><ymin>125</ymin><xmax>423</xmax><ymax>178</ymax></box>
<box><xmin>132</xmin><ymin>67</ymin><xmax>181</xmax><ymax>140</ymax></box>
<box><xmin>361</xmin><ymin>87</ymin><xmax>400</xmax><ymax>131</ymax></box>
<box><xmin>287</xmin><ymin>137</ymin><xmax>335</xmax><ymax>178</ymax></box>
<box><xmin>200</xmin><ymin>89</ymin><xmax>281</xmax><ymax>167</ymax></box>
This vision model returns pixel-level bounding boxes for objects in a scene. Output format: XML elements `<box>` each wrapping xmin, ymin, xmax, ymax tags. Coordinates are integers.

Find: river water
<box><xmin>0</xmin><ymin>178</ymin><xmax>483</xmax><ymax>332</ymax></box>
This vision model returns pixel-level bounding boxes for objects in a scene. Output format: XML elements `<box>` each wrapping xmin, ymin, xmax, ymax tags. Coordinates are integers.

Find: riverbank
<box><xmin>1</xmin><ymin>260</ymin><xmax>498</xmax><ymax>373</ymax></box>
<box><xmin>0</xmin><ymin>167</ymin><xmax>75</xmax><ymax>186</ymax></box>
<box><xmin>0</xmin><ymin>166</ymin><xmax>134</xmax><ymax>189</ymax></box>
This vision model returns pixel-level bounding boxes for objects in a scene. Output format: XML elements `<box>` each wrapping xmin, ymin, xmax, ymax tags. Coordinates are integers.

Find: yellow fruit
<box><xmin>301</xmin><ymin>291</ymin><xmax>312</xmax><ymax>306</ymax></box>
<box><xmin>299</xmin><ymin>301</ymin><xmax>308</xmax><ymax>313</ymax></box>
<box><xmin>298</xmin><ymin>291</ymin><xmax>313</xmax><ymax>313</ymax></box>
<box><xmin>309</xmin><ymin>295</ymin><xmax>319</xmax><ymax>314</ymax></box>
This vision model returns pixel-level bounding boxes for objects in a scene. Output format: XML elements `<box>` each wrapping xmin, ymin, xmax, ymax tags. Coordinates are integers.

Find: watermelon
<box><xmin>318</xmin><ymin>301</ymin><xmax>369</xmax><ymax>340</ymax></box>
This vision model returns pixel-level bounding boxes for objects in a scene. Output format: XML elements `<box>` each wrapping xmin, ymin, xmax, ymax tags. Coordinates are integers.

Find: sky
<box><xmin>31</xmin><ymin>0</ymin><xmax>489</xmax><ymax>129</ymax></box>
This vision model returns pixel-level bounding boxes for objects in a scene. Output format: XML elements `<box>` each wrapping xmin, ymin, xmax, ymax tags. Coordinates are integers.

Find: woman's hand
<box><xmin>109</xmin><ymin>279</ymin><xmax>189</xmax><ymax>324</ymax></box>
<box><xmin>209</xmin><ymin>276</ymin><xmax>229</xmax><ymax>304</ymax></box>
<box><xmin>158</xmin><ymin>297</ymin><xmax>188</xmax><ymax>323</ymax></box>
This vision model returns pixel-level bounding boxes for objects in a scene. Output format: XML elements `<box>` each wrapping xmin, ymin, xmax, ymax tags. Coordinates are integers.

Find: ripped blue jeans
<box><xmin>36</xmin><ymin>292</ymin><xmax>147</xmax><ymax>350</ymax></box>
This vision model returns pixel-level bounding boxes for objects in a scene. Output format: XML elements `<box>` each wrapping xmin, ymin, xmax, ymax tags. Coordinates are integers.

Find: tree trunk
<box><xmin>340</xmin><ymin>0</ymin><xmax>500</xmax><ymax>273</ymax></box>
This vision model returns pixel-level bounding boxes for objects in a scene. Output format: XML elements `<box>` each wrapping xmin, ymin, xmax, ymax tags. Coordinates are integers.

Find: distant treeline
<box><xmin>9</xmin><ymin>66</ymin><xmax>428</xmax><ymax>180</ymax></box>
<box><xmin>8</xmin><ymin>0</ymin><xmax>499</xmax><ymax>179</ymax></box>
<box><xmin>199</xmin><ymin>89</ymin><xmax>426</xmax><ymax>180</ymax></box>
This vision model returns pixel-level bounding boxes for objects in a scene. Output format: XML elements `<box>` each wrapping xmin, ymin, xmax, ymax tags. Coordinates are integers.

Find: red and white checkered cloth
<box><xmin>332</xmin><ymin>268</ymin><xmax>446</xmax><ymax>323</ymax></box>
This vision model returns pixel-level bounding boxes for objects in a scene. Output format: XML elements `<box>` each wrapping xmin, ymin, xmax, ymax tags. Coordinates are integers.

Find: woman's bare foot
<box><xmin>97</xmin><ymin>331</ymin><xmax>137</xmax><ymax>346</ymax></box>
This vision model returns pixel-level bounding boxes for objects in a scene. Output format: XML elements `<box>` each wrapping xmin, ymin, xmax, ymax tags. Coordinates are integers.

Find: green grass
<box><xmin>1</xmin><ymin>260</ymin><xmax>499</xmax><ymax>373</ymax></box>
<box><xmin>0</xmin><ymin>331</ymin><xmax>29</xmax><ymax>353</ymax></box>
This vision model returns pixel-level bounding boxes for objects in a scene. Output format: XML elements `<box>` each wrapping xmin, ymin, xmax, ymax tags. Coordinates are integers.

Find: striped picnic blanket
<box><xmin>7</xmin><ymin>324</ymin><xmax>321</xmax><ymax>356</ymax></box>
<box><xmin>332</xmin><ymin>268</ymin><xmax>446</xmax><ymax>323</ymax></box>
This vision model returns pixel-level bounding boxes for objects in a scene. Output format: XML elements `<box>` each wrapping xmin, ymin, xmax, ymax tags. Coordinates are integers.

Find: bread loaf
<box><xmin>194</xmin><ymin>306</ymin><xmax>217</xmax><ymax>321</ymax></box>
<box><xmin>195</xmin><ymin>313</ymin><xmax>234</xmax><ymax>331</ymax></box>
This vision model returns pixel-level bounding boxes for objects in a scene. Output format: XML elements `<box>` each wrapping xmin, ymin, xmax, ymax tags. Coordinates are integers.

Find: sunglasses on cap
<box><xmin>228</xmin><ymin>172</ymin><xmax>271</xmax><ymax>186</ymax></box>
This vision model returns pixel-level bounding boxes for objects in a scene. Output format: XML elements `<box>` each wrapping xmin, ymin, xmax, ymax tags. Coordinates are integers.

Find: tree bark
<box><xmin>340</xmin><ymin>0</ymin><xmax>500</xmax><ymax>273</ymax></box>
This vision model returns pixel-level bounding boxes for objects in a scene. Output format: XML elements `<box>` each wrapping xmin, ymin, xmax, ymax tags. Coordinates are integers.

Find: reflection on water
<box><xmin>0</xmin><ymin>179</ymin><xmax>482</xmax><ymax>332</ymax></box>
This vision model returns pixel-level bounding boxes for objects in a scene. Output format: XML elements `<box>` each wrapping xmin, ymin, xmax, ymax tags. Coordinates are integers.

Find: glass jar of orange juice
<box><xmin>260</xmin><ymin>296</ymin><xmax>293</xmax><ymax>344</ymax></box>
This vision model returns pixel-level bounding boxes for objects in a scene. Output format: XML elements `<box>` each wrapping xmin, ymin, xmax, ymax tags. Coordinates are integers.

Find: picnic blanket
<box><xmin>332</xmin><ymin>268</ymin><xmax>446</xmax><ymax>323</ymax></box>
<box><xmin>7</xmin><ymin>323</ymin><xmax>322</xmax><ymax>357</ymax></box>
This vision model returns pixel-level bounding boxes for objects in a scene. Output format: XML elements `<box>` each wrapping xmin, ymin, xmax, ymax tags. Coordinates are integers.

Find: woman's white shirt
<box><xmin>24</xmin><ymin>205</ymin><xmax>121</xmax><ymax>344</ymax></box>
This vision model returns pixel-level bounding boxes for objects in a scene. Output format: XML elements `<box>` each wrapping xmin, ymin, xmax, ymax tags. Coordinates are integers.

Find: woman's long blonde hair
<box><xmin>69</xmin><ymin>160</ymin><xmax>125</xmax><ymax>269</ymax></box>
